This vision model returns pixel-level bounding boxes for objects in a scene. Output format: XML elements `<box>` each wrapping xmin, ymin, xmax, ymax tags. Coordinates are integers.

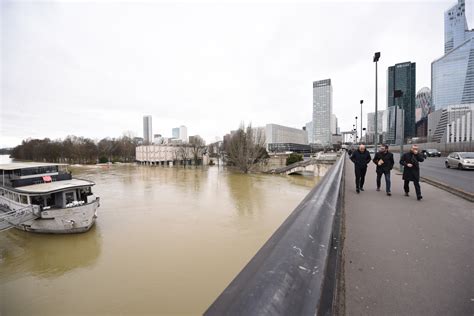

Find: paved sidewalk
<box><xmin>343</xmin><ymin>158</ymin><xmax>473</xmax><ymax>315</ymax></box>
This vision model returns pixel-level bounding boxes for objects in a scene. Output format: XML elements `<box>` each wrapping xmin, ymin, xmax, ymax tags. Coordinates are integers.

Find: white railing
<box><xmin>0</xmin><ymin>205</ymin><xmax>39</xmax><ymax>232</ymax></box>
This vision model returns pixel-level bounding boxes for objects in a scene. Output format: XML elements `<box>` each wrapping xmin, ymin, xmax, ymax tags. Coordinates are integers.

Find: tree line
<box><xmin>10</xmin><ymin>135</ymin><xmax>137</xmax><ymax>164</ymax></box>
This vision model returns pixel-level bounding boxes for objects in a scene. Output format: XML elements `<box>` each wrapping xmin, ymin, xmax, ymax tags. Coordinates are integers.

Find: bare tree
<box><xmin>224</xmin><ymin>123</ymin><xmax>268</xmax><ymax>173</ymax></box>
<box><xmin>189</xmin><ymin>136</ymin><xmax>206</xmax><ymax>165</ymax></box>
<box><xmin>178</xmin><ymin>145</ymin><xmax>191</xmax><ymax>166</ymax></box>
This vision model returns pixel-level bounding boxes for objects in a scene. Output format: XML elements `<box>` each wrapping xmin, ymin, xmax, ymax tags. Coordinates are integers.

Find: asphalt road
<box><xmin>392</xmin><ymin>153</ymin><xmax>473</xmax><ymax>195</ymax></box>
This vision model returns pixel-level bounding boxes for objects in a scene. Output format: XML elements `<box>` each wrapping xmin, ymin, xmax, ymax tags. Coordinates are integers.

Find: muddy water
<box><xmin>0</xmin><ymin>162</ymin><xmax>319</xmax><ymax>315</ymax></box>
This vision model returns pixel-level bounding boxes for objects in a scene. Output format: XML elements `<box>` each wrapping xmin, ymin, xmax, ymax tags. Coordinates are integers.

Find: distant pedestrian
<box><xmin>372</xmin><ymin>144</ymin><xmax>394</xmax><ymax>196</ymax></box>
<box><xmin>350</xmin><ymin>144</ymin><xmax>371</xmax><ymax>193</ymax></box>
<box><xmin>400</xmin><ymin>144</ymin><xmax>425</xmax><ymax>200</ymax></box>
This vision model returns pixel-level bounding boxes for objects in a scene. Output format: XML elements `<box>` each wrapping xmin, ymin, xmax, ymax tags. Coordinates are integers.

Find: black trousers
<box><xmin>355</xmin><ymin>167</ymin><xmax>367</xmax><ymax>189</ymax></box>
<box><xmin>376</xmin><ymin>171</ymin><xmax>391</xmax><ymax>192</ymax></box>
<box><xmin>404</xmin><ymin>179</ymin><xmax>421</xmax><ymax>198</ymax></box>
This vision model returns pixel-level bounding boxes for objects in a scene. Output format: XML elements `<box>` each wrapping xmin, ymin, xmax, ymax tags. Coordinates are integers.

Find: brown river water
<box><xmin>0</xmin><ymin>161</ymin><xmax>319</xmax><ymax>315</ymax></box>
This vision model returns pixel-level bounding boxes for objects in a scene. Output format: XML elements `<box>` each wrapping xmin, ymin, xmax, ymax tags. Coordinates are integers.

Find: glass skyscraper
<box><xmin>143</xmin><ymin>115</ymin><xmax>153</xmax><ymax>145</ymax></box>
<box><xmin>312</xmin><ymin>79</ymin><xmax>332</xmax><ymax>145</ymax></box>
<box><xmin>387</xmin><ymin>62</ymin><xmax>416</xmax><ymax>139</ymax></box>
<box><xmin>432</xmin><ymin>0</ymin><xmax>474</xmax><ymax>110</ymax></box>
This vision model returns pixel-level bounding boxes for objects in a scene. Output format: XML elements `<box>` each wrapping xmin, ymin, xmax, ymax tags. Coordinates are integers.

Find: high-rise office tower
<box><xmin>387</xmin><ymin>62</ymin><xmax>416</xmax><ymax>139</ymax></box>
<box><xmin>313</xmin><ymin>79</ymin><xmax>333</xmax><ymax>145</ymax></box>
<box><xmin>179</xmin><ymin>125</ymin><xmax>188</xmax><ymax>143</ymax></box>
<box><xmin>172</xmin><ymin>127</ymin><xmax>180</xmax><ymax>139</ymax></box>
<box><xmin>444</xmin><ymin>0</ymin><xmax>469</xmax><ymax>54</ymax></box>
<box><xmin>432</xmin><ymin>0</ymin><xmax>474</xmax><ymax>109</ymax></box>
<box><xmin>143</xmin><ymin>115</ymin><xmax>152</xmax><ymax>145</ymax></box>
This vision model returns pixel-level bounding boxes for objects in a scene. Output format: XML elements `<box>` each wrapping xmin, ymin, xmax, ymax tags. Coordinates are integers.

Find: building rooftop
<box><xmin>0</xmin><ymin>162</ymin><xmax>68</xmax><ymax>171</ymax></box>
<box><xmin>14</xmin><ymin>179</ymin><xmax>95</xmax><ymax>194</ymax></box>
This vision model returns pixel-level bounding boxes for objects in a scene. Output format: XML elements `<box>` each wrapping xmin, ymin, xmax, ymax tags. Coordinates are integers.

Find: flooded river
<box><xmin>0</xmin><ymin>160</ymin><xmax>319</xmax><ymax>315</ymax></box>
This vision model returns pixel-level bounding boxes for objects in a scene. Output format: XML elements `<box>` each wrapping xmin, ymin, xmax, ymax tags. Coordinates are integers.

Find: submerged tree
<box><xmin>224</xmin><ymin>123</ymin><xmax>268</xmax><ymax>173</ymax></box>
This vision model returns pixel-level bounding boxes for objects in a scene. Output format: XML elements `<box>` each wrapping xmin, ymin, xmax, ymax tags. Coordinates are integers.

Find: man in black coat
<box><xmin>350</xmin><ymin>144</ymin><xmax>371</xmax><ymax>193</ymax></box>
<box><xmin>372</xmin><ymin>144</ymin><xmax>394</xmax><ymax>196</ymax></box>
<box><xmin>400</xmin><ymin>144</ymin><xmax>425</xmax><ymax>200</ymax></box>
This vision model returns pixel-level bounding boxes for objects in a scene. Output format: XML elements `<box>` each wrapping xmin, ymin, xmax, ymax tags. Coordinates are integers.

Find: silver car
<box><xmin>445</xmin><ymin>152</ymin><xmax>474</xmax><ymax>169</ymax></box>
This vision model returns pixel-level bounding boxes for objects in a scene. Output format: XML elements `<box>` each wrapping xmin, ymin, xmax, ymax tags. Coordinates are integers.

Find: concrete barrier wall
<box><xmin>387</xmin><ymin>141</ymin><xmax>473</xmax><ymax>154</ymax></box>
<box><xmin>204</xmin><ymin>155</ymin><xmax>346</xmax><ymax>316</ymax></box>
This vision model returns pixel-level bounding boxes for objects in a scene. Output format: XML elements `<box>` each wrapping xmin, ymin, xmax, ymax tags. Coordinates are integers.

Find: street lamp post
<box><xmin>373</xmin><ymin>52</ymin><xmax>381</xmax><ymax>149</ymax></box>
<box><xmin>355</xmin><ymin>116</ymin><xmax>358</xmax><ymax>144</ymax></box>
<box><xmin>360</xmin><ymin>100</ymin><xmax>364</xmax><ymax>143</ymax></box>
<box><xmin>394</xmin><ymin>89</ymin><xmax>404</xmax><ymax>170</ymax></box>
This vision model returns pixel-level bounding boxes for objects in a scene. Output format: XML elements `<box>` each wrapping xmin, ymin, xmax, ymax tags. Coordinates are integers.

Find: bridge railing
<box><xmin>205</xmin><ymin>154</ymin><xmax>346</xmax><ymax>316</ymax></box>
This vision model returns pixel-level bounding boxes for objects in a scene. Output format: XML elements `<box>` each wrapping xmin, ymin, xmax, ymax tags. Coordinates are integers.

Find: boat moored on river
<box><xmin>0</xmin><ymin>162</ymin><xmax>100</xmax><ymax>233</ymax></box>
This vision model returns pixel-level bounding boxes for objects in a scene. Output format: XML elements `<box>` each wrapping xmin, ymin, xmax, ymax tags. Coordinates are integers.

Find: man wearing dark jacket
<box><xmin>400</xmin><ymin>144</ymin><xmax>425</xmax><ymax>200</ymax></box>
<box><xmin>372</xmin><ymin>144</ymin><xmax>394</xmax><ymax>196</ymax></box>
<box><xmin>350</xmin><ymin>144</ymin><xmax>371</xmax><ymax>193</ymax></box>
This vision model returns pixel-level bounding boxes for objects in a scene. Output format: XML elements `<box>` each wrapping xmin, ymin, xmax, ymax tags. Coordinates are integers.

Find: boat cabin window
<box><xmin>30</xmin><ymin>194</ymin><xmax>56</xmax><ymax>208</ymax></box>
<box><xmin>20</xmin><ymin>195</ymin><xmax>28</xmax><ymax>204</ymax></box>
<box><xmin>65</xmin><ymin>191</ymin><xmax>76</xmax><ymax>204</ymax></box>
<box><xmin>78</xmin><ymin>187</ymin><xmax>92</xmax><ymax>202</ymax></box>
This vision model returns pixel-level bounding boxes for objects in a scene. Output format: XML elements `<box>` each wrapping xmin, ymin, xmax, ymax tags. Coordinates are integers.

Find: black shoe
<box><xmin>356</xmin><ymin>189</ymin><xmax>360</xmax><ymax>194</ymax></box>
<box><xmin>387</xmin><ymin>192</ymin><xmax>391</xmax><ymax>196</ymax></box>
<box><xmin>360</xmin><ymin>188</ymin><xmax>364</xmax><ymax>191</ymax></box>
<box><xmin>417</xmin><ymin>196</ymin><xmax>423</xmax><ymax>201</ymax></box>
<box><xmin>405</xmin><ymin>192</ymin><xmax>409</xmax><ymax>196</ymax></box>
<box><xmin>376</xmin><ymin>187</ymin><xmax>380</xmax><ymax>192</ymax></box>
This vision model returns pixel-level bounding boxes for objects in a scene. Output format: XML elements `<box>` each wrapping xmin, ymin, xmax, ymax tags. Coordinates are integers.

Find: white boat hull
<box><xmin>14</xmin><ymin>200</ymin><xmax>99</xmax><ymax>234</ymax></box>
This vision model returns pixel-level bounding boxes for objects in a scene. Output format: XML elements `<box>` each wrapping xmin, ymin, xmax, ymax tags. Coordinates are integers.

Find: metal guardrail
<box><xmin>0</xmin><ymin>205</ymin><xmax>39</xmax><ymax>232</ymax></box>
<box><xmin>205</xmin><ymin>154</ymin><xmax>346</xmax><ymax>316</ymax></box>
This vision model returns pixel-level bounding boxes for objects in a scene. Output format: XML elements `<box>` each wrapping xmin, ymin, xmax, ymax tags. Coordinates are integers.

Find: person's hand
<box><xmin>407</xmin><ymin>163</ymin><xmax>413</xmax><ymax>167</ymax></box>
<box><xmin>378</xmin><ymin>160</ymin><xmax>384</xmax><ymax>166</ymax></box>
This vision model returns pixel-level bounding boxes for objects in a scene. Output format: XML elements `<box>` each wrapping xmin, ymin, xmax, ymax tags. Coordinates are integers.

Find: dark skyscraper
<box><xmin>387</xmin><ymin>62</ymin><xmax>416</xmax><ymax>139</ymax></box>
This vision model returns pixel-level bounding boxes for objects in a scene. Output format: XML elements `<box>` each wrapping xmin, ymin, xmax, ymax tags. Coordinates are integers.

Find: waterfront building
<box><xmin>143</xmin><ymin>115</ymin><xmax>153</xmax><ymax>145</ymax></box>
<box><xmin>265</xmin><ymin>123</ymin><xmax>309</xmax><ymax>153</ymax></box>
<box><xmin>432</xmin><ymin>0</ymin><xmax>474</xmax><ymax>110</ymax></box>
<box><xmin>136</xmin><ymin>145</ymin><xmax>208</xmax><ymax>165</ymax></box>
<box><xmin>313</xmin><ymin>79</ymin><xmax>333</xmax><ymax>145</ymax></box>
<box><xmin>387</xmin><ymin>62</ymin><xmax>416</xmax><ymax>140</ymax></box>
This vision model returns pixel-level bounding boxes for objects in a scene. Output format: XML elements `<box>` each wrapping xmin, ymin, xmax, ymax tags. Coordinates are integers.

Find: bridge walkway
<box><xmin>343</xmin><ymin>158</ymin><xmax>473</xmax><ymax>315</ymax></box>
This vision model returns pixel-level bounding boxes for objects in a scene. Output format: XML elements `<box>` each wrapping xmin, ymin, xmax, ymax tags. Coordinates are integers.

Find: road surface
<box><xmin>392</xmin><ymin>153</ymin><xmax>473</xmax><ymax>194</ymax></box>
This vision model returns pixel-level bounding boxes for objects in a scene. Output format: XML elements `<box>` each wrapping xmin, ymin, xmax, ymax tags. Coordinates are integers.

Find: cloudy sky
<box><xmin>1</xmin><ymin>0</ymin><xmax>472</xmax><ymax>147</ymax></box>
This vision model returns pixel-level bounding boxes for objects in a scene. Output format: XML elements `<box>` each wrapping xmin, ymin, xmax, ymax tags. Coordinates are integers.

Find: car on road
<box><xmin>445</xmin><ymin>152</ymin><xmax>474</xmax><ymax>169</ymax></box>
<box><xmin>422</xmin><ymin>148</ymin><xmax>441</xmax><ymax>157</ymax></box>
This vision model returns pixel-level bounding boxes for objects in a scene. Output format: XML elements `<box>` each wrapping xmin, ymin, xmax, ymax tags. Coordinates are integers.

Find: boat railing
<box><xmin>0</xmin><ymin>204</ymin><xmax>40</xmax><ymax>232</ymax></box>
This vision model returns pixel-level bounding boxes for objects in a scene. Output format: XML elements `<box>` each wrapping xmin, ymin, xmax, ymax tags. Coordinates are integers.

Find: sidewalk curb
<box><xmin>394</xmin><ymin>167</ymin><xmax>474</xmax><ymax>203</ymax></box>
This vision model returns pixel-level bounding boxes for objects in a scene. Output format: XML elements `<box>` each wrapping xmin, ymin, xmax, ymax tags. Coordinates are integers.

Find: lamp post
<box><xmin>360</xmin><ymin>100</ymin><xmax>364</xmax><ymax>143</ymax></box>
<box><xmin>355</xmin><ymin>116</ymin><xmax>358</xmax><ymax>144</ymax></box>
<box><xmin>353</xmin><ymin>125</ymin><xmax>356</xmax><ymax>144</ymax></box>
<box><xmin>373</xmin><ymin>52</ymin><xmax>381</xmax><ymax>149</ymax></box>
<box><xmin>394</xmin><ymin>89</ymin><xmax>404</xmax><ymax>170</ymax></box>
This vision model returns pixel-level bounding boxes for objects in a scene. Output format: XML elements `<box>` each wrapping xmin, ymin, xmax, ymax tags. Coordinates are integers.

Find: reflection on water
<box><xmin>0</xmin><ymin>226</ymin><xmax>101</xmax><ymax>281</ymax></box>
<box><xmin>0</xmin><ymin>162</ymin><xmax>319</xmax><ymax>315</ymax></box>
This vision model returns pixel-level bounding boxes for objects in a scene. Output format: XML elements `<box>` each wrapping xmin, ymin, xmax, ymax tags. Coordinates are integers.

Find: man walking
<box><xmin>350</xmin><ymin>144</ymin><xmax>371</xmax><ymax>194</ymax></box>
<box><xmin>372</xmin><ymin>144</ymin><xmax>394</xmax><ymax>196</ymax></box>
<box><xmin>400</xmin><ymin>144</ymin><xmax>425</xmax><ymax>200</ymax></box>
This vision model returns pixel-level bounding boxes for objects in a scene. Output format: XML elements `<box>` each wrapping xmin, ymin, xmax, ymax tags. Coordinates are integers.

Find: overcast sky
<box><xmin>1</xmin><ymin>0</ymin><xmax>473</xmax><ymax>147</ymax></box>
